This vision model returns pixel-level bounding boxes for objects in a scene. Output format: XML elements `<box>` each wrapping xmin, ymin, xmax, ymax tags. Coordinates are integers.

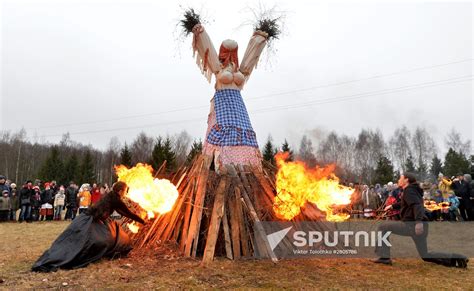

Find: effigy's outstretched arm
<box><xmin>192</xmin><ymin>24</ymin><xmax>221</xmax><ymax>83</ymax></box>
<box><xmin>239</xmin><ymin>30</ymin><xmax>268</xmax><ymax>82</ymax></box>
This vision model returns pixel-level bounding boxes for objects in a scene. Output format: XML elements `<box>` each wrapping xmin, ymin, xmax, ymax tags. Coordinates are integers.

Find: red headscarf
<box><xmin>219</xmin><ymin>44</ymin><xmax>239</xmax><ymax>71</ymax></box>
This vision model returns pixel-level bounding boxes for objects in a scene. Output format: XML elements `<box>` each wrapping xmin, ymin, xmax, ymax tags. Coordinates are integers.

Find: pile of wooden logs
<box><xmin>128</xmin><ymin>154</ymin><xmax>327</xmax><ymax>264</ymax></box>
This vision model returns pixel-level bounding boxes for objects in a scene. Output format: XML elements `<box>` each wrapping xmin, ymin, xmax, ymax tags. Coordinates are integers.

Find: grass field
<box><xmin>0</xmin><ymin>221</ymin><xmax>472</xmax><ymax>289</ymax></box>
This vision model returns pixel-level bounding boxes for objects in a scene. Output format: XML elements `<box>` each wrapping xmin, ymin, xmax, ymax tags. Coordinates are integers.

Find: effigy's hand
<box><xmin>192</xmin><ymin>23</ymin><xmax>203</xmax><ymax>34</ymax></box>
<box><xmin>180</xmin><ymin>8</ymin><xmax>202</xmax><ymax>36</ymax></box>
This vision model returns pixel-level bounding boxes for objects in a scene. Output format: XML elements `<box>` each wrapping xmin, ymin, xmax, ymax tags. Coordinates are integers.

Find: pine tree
<box><xmin>262</xmin><ymin>136</ymin><xmax>277</xmax><ymax>165</ymax></box>
<box><xmin>374</xmin><ymin>156</ymin><xmax>394</xmax><ymax>184</ymax></box>
<box><xmin>39</xmin><ymin>146</ymin><xmax>64</xmax><ymax>183</ymax></box>
<box><xmin>281</xmin><ymin>139</ymin><xmax>294</xmax><ymax>161</ymax></box>
<box><xmin>417</xmin><ymin>161</ymin><xmax>428</xmax><ymax>181</ymax></box>
<box><xmin>429</xmin><ymin>155</ymin><xmax>443</xmax><ymax>179</ymax></box>
<box><xmin>120</xmin><ymin>143</ymin><xmax>132</xmax><ymax>167</ymax></box>
<box><xmin>78</xmin><ymin>150</ymin><xmax>96</xmax><ymax>185</ymax></box>
<box><xmin>163</xmin><ymin>137</ymin><xmax>176</xmax><ymax>171</ymax></box>
<box><xmin>443</xmin><ymin>148</ymin><xmax>470</xmax><ymax>177</ymax></box>
<box><xmin>64</xmin><ymin>153</ymin><xmax>79</xmax><ymax>184</ymax></box>
<box><xmin>150</xmin><ymin>137</ymin><xmax>176</xmax><ymax>172</ymax></box>
<box><xmin>405</xmin><ymin>154</ymin><xmax>416</xmax><ymax>173</ymax></box>
<box><xmin>150</xmin><ymin>137</ymin><xmax>166</xmax><ymax>170</ymax></box>
<box><xmin>186</xmin><ymin>139</ymin><xmax>203</xmax><ymax>164</ymax></box>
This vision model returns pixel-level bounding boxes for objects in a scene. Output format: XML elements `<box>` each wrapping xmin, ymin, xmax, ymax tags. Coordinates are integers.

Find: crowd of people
<box><xmin>0</xmin><ymin>175</ymin><xmax>111</xmax><ymax>222</ymax></box>
<box><xmin>350</xmin><ymin>173</ymin><xmax>474</xmax><ymax>221</ymax></box>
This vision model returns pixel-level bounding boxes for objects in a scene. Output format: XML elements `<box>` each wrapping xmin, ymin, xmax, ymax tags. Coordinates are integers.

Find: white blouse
<box><xmin>192</xmin><ymin>24</ymin><xmax>268</xmax><ymax>91</ymax></box>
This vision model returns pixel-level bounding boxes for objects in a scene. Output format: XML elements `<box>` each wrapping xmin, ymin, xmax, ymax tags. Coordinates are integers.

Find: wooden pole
<box><xmin>184</xmin><ymin>155</ymin><xmax>211</xmax><ymax>257</ymax></box>
<box><xmin>201</xmin><ymin>176</ymin><xmax>229</xmax><ymax>264</ymax></box>
<box><xmin>222</xmin><ymin>204</ymin><xmax>233</xmax><ymax>260</ymax></box>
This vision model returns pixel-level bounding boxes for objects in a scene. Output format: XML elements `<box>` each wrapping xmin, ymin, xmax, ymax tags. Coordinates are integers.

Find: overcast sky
<box><xmin>1</xmin><ymin>0</ymin><xmax>472</xmax><ymax>154</ymax></box>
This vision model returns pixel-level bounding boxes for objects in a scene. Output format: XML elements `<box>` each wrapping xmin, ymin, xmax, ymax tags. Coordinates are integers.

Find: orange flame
<box><xmin>115</xmin><ymin>163</ymin><xmax>179</xmax><ymax>233</ymax></box>
<box><xmin>127</xmin><ymin>221</ymin><xmax>140</xmax><ymax>234</ymax></box>
<box><xmin>273</xmin><ymin>152</ymin><xmax>354</xmax><ymax>222</ymax></box>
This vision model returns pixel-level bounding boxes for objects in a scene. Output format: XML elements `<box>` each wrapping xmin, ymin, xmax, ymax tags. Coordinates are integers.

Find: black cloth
<box><xmin>65</xmin><ymin>186</ymin><xmax>78</xmax><ymax>207</ymax></box>
<box><xmin>392</xmin><ymin>183</ymin><xmax>426</xmax><ymax>221</ymax></box>
<box><xmin>41</xmin><ymin>189</ymin><xmax>54</xmax><ymax>205</ymax></box>
<box><xmin>19</xmin><ymin>187</ymin><xmax>33</xmax><ymax>206</ymax></box>
<box><xmin>32</xmin><ymin>191</ymin><xmax>144</xmax><ymax>272</ymax></box>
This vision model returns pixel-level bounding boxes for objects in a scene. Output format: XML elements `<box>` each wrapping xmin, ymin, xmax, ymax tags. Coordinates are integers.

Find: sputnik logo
<box><xmin>267</xmin><ymin>226</ymin><xmax>293</xmax><ymax>251</ymax></box>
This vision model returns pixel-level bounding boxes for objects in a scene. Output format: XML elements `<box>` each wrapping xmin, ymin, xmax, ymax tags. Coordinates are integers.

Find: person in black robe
<box><xmin>32</xmin><ymin>181</ymin><xmax>145</xmax><ymax>272</ymax></box>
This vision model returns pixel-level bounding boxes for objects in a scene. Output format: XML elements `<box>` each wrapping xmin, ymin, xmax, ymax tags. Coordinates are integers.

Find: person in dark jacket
<box><xmin>31</xmin><ymin>186</ymin><xmax>42</xmax><ymax>221</ymax></box>
<box><xmin>9</xmin><ymin>184</ymin><xmax>19</xmax><ymax>221</ymax></box>
<box><xmin>0</xmin><ymin>175</ymin><xmax>10</xmax><ymax>197</ymax></box>
<box><xmin>19</xmin><ymin>181</ymin><xmax>34</xmax><ymax>222</ymax></box>
<box><xmin>65</xmin><ymin>182</ymin><xmax>78</xmax><ymax>220</ymax></box>
<box><xmin>32</xmin><ymin>181</ymin><xmax>146</xmax><ymax>272</ymax></box>
<box><xmin>373</xmin><ymin>172</ymin><xmax>468</xmax><ymax>268</ymax></box>
<box><xmin>451</xmin><ymin>173</ymin><xmax>473</xmax><ymax>221</ymax></box>
<box><xmin>40</xmin><ymin>183</ymin><xmax>55</xmax><ymax>221</ymax></box>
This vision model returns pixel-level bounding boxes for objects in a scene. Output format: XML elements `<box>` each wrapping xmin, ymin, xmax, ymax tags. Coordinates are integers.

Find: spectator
<box><xmin>0</xmin><ymin>190</ymin><xmax>10</xmax><ymax>222</ymax></box>
<box><xmin>78</xmin><ymin>184</ymin><xmax>92</xmax><ymax>214</ymax></box>
<box><xmin>19</xmin><ymin>181</ymin><xmax>34</xmax><ymax>222</ymax></box>
<box><xmin>9</xmin><ymin>183</ymin><xmax>19</xmax><ymax>221</ymax></box>
<box><xmin>442</xmin><ymin>190</ymin><xmax>460</xmax><ymax>221</ymax></box>
<box><xmin>50</xmin><ymin>180</ymin><xmax>59</xmax><ymax>193</ymax></box>
<box><xmin>385</xmin><ymin>184</ymin><xmax>401</xmax><ymax>220</ymax></box>
<box><xmin>91</xmin><ymin>183</ymin><xmax>102</xmax><ymax>206</ymax></box>
<box><xmin>381</xmin><ymin>183</ymin><xmax>391</xmax><ymax>202</ymax></box>
<box><xmin>438</xmin><ymin>173</ymin><xmax>452</xmax><ymax>199</ymax></box>
<box><xmin>351</xmin><ymin>184</ymin><xmax>363</xmax><ymax>218</ymax></box>
<box><xmin>363</xmin><ymin>186</ymin><xmax>381</xmax><ymax>219</ymax></box>
<box><xmin>53</xmin><ymin>186</ymin><xmax>66</xmax><ymax>220</ymax></box>
<box><xmin>31</xmin><ymin>186</ymin><xmax>42</xmax><ymax>221</ymax></box>
<box><xmin>100</xmin><ymin>184</ymin><xmax>108</xmax><ymax>197</ymax></box>
<box><xmin>420</xmin><ymin>182</ymin><xmax>432</xmax><ymax>200</ymax></box>
<box><xmin>40</xmin><ymin>183</ymin><xmax>55</xmax><ymax>221</ymax></box>
<box><xmin>451</xmin><ymin>173</ymin><xmax>472</xmax><ymax>221</ymax></box>
<box><xmin>65</xmin><ymin>182</ymin><xmax>78</xmax><ymax>220</ymax></box>
<box><xmin>0</xmin><ymin>175</ymin><xmax>10</xmax><ymax>197</ymax></box>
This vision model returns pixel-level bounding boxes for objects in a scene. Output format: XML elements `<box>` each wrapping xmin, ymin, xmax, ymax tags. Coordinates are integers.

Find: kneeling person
<box><xmin>374</xmin><ymin>172</ymin><xmax>468</xmax><ymax>268</ymax></box>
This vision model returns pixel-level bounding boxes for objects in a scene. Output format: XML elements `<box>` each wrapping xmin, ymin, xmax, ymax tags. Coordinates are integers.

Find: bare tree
<box><xmin>298</xmin><ymin>135</ymin><xmax>317</xmax><ymax>167</ymax></box>
<box><xmin>411</xmin><ymin>126</ymin><xmax>437</xmax><ymax>178</ymax></box>
<box><xmin>172</xmin><ymin>130</ymin><xmax>192</xmax><ymax>167</ymax></box>
<box><xmin>318</xmin><ymin>131</ymin><xmax>341</xmax><ymax>164</ymax></box>
<box><xmin>338</xmin><ymin>134</ymin><xmax>357</xmax><ymax>179</ymax></box>
<box><xmin>130</xmin><ymin>132</ymin><xmax>154</xmax><ymax>164</ymax></box>
<box><xmin>389</xmin><ymin>126</ymin><xmax>412</xmax><ymax>172</ymax></box>
<box><xmin>353</xmin><ymin>129</ymin><xmax>386</xmax><ymax>184</ymax></box>
<box><xmin>445</xmin><ymin>128</ymin><xmax>471</xmax><ymax>155</ymax></box>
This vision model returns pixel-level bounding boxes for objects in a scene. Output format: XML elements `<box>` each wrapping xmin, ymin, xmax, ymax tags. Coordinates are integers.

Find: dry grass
<box><xmin>0</xmin><ymin>221</ymin><xmax>472</xmax><ymax>289</ymax></box>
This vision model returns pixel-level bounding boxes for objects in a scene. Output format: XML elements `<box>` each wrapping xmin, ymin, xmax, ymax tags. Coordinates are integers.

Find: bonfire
<box><xmin>115</xmin><ymin>152</ymin><xmax>354</xmax><ymax>264</ymax></box>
